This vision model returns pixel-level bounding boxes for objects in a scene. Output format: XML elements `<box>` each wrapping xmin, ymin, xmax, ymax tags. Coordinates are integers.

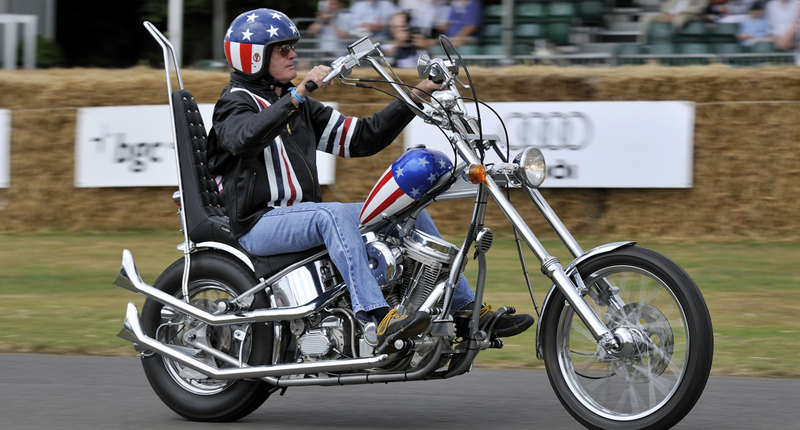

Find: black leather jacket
<box><xmin>208</xmin><ymin>73</ymin><xmax>417</xmax><ymax>238</ymax></box>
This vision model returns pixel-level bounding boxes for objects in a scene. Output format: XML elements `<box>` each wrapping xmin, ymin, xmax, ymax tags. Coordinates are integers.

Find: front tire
<box><xmin>140</xmin><ymin>252</ymin><xmax>273</xmax><ymax>422</ymax></box>
<box><xmin>542</xmin><ymin>246</ymin><xmax>713</xmax><ymax>430</ymax></box>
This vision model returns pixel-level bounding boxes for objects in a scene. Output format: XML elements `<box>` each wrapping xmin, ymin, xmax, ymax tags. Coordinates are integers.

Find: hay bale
<box><xmin>1</xmin><ymin>65</ymin><xmax>799</xmax><ymax>240</ymax></box>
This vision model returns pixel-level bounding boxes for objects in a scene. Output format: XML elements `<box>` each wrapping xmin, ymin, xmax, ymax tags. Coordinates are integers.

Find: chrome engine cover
<box><xmin>364</xmin><ymin>237</ymin><xmax>403</xmax><ymax>289</ymax></box>
<box><xmin>297</xmin><ymin>316</ymin><xmax>346</xmax><ymax>359</ymax></box>
<box><xmin>404</xmin><ymin>229</ymin><xmax>458</xmax><ymax>266</ymax></box>
<box><xmin>271</xmin><ymin>259</ymin><xmax>339</xmax><ymax>308</ymax></box>
<box><xmin>298</xmin><ymin>329</ymin><xmax>333</xmax><ymax>358</ymax></box>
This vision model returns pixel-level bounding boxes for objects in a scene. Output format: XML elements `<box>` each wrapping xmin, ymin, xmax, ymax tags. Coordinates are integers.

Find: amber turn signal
<box><xmin>468</xmin><ymin>164</ymin><xmax>487</xmax><ymax>184</ymax></box>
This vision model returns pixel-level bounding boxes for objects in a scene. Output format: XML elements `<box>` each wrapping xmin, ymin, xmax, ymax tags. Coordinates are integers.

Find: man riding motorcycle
<box><xmin>207</xmin><ymin>8</ymin><xmax>534</xmax><ymax>353</ymax></box>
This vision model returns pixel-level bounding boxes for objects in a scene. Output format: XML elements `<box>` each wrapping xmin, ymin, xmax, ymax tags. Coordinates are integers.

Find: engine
<box><xmin>365</xmin><ymin>229</ymin><xmax>460</xmax><ymax>314</ymax></box>
<box><xmin>278</xmin><ymin>229</ymin><xmax>460</xmax><ymax>363</ymax></box>
<box><xmin>293</xmin><ymin>314</ymin><xmax>351</xmax><ymax>360</ymax></box>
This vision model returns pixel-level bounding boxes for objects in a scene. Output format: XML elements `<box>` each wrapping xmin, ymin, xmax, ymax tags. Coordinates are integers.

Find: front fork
<box><xmin>446</xmin><ymin>135</ymin><xmax>620</xmax><ymax>352</ymax></box>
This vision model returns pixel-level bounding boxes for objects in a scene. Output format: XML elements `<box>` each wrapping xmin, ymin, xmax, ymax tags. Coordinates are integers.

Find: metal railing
<box><xmin>0</xmin><ymin>14</ymin><xmax>37</xmax><ymax>70</ymax></box>
<box><xmin>293</xmin><ymin>39</ymin><xmax>795</xmax><ymax>68</ymax></box>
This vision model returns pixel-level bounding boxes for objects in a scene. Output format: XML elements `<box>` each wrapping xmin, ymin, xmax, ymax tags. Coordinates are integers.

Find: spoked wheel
<box><xmin>542</xmin><ymin>246</ymin><xmax>713</xmax><ymax>430</ymax></box>
<box><xmin>140</xmin><ymin>252</ymin><xmax>274</xmax><ymax>422</ymax></box>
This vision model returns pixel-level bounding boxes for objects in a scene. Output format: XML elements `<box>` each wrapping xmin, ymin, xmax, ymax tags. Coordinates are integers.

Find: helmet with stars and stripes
<box><xmin>224</xmin><ymin>8</ymin><xmax>300</xmax><ymax>77</ymax></box>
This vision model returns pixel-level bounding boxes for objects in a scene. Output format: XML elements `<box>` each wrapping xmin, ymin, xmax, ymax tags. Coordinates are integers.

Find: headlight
<box><xmin>513</xmin><ymin>147</ymin><xmax>546</xmax><ymax>188</ymax></box>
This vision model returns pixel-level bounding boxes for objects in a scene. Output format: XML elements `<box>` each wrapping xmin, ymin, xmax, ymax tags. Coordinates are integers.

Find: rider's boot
<box><xmin>453</xmin><ymin>304</ymin><xmax>534</xmax><ymax>339</ymax></box>
<box><xmin>376</xmin><ymin>309</ymin><xmax>431</xmax><ymax>354</ymax></box>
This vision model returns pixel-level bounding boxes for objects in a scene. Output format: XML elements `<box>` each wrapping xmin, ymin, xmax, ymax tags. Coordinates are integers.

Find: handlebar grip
<box><xmin>305</xmin><ymin>81</ymin><xmax>318</xmax><ymax>93</ymax></box>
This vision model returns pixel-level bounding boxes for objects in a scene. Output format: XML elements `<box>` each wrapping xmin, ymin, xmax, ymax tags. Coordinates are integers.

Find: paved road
<box><xmin>1</xmin><ymin>354</ymin><xmax>798</xmax><ymax>429</ymax></box>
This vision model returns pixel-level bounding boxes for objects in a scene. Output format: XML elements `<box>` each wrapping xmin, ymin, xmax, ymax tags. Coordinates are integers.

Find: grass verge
<box><xmin>1</xmin><ymin>231</ymin><xmax>798</xmax><ymax>377</ymax></box>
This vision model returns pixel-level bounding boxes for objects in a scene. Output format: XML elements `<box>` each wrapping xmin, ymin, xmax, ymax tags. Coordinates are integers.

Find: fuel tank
<box><xmin>359</xmin><ymin>147</ymin><xmax>453</xmax><ymax>227</ymax></box>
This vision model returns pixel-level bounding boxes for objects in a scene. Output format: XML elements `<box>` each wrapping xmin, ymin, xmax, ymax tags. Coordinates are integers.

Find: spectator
<box><xmin>438</xmin><ymin>0</ymin><xmax>483</xmax><ymax>46</ymax></box>
<box><xmin>399</xmin><ymin>0</ymin><xmax>451</xmax><ymax>38</ymax></box>
<box><xmin>638</xmin><ymin>0</ymin><xmax>711</xmax><ymax>43</ymax></box>
<box><xmin>383</xmin><ymin>11</ymin><xmax>429</xmax><ymax>68</ymax></box>
<box><xmin>350</xmin><ymin>0</ymin><xmax>399</xmax><ymax>41</ymax></box>
<box><xmin>307</xmin><ymin>0</ymin><xmax>353</xmax><ymax>57</ymax></box>
<box><xmin>715</xmin><ymin>0</ymin><xmax>759</xmax><ymax>23</ymax></box>
<box><xmin>774</xmin><ymin>4</ymin><xmax>800</xmax><ymax>63</ymax></box>
<box><xmin>737</xmin><ymin>2</ymin><xmax>770</xmax><ymax>46</ymax></box>
<box><xmin>765</xmin><ymin>0</ymin><xmax>800</xmax><ymax>40</ymax></box>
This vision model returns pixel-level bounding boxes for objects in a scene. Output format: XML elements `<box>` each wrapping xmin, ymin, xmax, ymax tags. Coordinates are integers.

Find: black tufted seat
<box><xmin>172</xmin><ymin>90</ymin><xmax>232</xmax><ymax>243</ymax></box>
<box><xmin>171</xmin><ymin>89</ymin><xmax>322</xmax><ymax>279</ymax></box>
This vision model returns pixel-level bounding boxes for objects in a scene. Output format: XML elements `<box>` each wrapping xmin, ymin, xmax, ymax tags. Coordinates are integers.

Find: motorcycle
<box><xmin>114</xmin><ymin>22</ymin><xmax>714</xmax><ymax>429</ymax></box>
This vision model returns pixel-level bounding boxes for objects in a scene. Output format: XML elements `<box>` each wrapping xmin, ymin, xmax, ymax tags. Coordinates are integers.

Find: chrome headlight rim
<box><xmin>514</xmin><ymin>147</ymin><xmax>546</xmax><ymax>188</ymax></box>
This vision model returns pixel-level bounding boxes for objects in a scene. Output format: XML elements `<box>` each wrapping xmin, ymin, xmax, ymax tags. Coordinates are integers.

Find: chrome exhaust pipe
<box><xmin>117</xmin><ymin>302</ymin><xmax>389</xmax><ymax>380</ymax></box>
<box><xmin>114</xmin><ymin>249</ymin><xmax>344</xmax><ymax>325</ymax></box>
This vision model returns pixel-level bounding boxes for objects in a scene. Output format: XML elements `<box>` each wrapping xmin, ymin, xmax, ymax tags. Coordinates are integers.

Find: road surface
<box><xmin>1</xmin><ymin>354</ymin><xmax>798</xmax><ymax>429</ymax></box>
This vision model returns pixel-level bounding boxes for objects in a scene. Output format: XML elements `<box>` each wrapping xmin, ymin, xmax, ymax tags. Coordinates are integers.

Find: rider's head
<box><xmin>224</xmin><ymin>8</ymin><xmax>300</xmax><ymax>83</ymax></box>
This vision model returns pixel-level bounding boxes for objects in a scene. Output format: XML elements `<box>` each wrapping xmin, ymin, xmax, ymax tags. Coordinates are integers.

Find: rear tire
<box><xmin>140</xmin><ymin>251</ymin><xmax>273</xmax><ymax>422</ymax></box>
<box><xmin>542</xmin><ymin>246</ymin><xmax>713</xmax><ymax>430</ymax></box>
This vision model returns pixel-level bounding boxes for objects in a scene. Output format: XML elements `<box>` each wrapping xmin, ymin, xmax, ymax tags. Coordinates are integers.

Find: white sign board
<box><xmin>75</xmin><ymin>103</ymin><xmax>338</xmax><ymax>187</ymax></box>
<box><xmin>0</xmin><ymin>109</ymin><xmax>9</xmax><ymax>188</ymax></box>
<box><xmin>405</xmin><ymin>101</ymin><xmax>695</xmax><ymax>188</ymax></box>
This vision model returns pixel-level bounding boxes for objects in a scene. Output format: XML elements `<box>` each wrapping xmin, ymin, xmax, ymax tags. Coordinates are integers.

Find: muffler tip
<box><xmin>117</xmin><ymin>302</ymin><xmax>141</xmax><ymax>343</ymax></box>
<box><xmin>113</xmin><ymin>250</ymin><xmax>142</xmax><ymax>293</ymax></box>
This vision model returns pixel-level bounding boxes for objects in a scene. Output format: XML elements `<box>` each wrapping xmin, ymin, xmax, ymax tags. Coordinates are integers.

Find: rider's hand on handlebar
<box><xmin>411</xmin><ymin>79</ymin><xmax>442</xmax><ymax>102</ymax></box>
<box><xmin>297</xmin><ymin>65</ymin><xmax>333</xmax><ymax>100</ymax></box>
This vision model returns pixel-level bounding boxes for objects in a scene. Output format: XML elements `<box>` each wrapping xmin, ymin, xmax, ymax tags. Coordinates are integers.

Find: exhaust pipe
<box><xmin>118</xmin><ymin>302</ymin><xmax>389</xmax><ymax>380</ymax></box>
<box><xmin>114</xmin><ymin>249</ymin><xmax>344</xmax><ymax>325</ymax></box>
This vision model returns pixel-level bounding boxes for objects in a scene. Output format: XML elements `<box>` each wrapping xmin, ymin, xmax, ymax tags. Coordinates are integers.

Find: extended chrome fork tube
<box><xmin>449</xmin><ymin>135</ymin><xmax>616</xmax><ymax>347</ymax></box>
<box><xmin>522</xmin><ymin>187</ymin><xmax>584</xmax><ymax>259</ymax></box>
<box><xmin>438</xmin><ymin>183</ymin><xmax>490</xmax><ymax>319</ymax></box>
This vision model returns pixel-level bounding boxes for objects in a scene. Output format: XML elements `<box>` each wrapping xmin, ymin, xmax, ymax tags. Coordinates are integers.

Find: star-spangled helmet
<box><xmin>360</xmin><ymin>148</ymin><xmax>454</xmax><ymax>227</ymax></box>
<box><xmin>224</xmin><ymin>8</ymin><xmax>300</xmax><ymax>76</ymax></box>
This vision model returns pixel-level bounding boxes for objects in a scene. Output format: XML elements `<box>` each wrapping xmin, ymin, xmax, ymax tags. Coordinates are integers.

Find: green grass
<box><xmin>1</xmin><ymin>231</ymin><xmax>799</xmax><ymax>377</ymax></box>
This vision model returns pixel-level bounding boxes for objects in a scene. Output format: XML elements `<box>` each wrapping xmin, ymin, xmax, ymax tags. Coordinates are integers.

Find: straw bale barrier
<box><xmin>1</xmin><ymin>65</ymin><xmax>799</xmax><ymax>240</ymax></box>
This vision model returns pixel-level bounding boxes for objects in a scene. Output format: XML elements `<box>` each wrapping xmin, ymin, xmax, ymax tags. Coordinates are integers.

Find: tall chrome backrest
<box><xmin>143</xmin><ymin>21</ymin><xmax>192</xmax><ymax>301</ymax></box>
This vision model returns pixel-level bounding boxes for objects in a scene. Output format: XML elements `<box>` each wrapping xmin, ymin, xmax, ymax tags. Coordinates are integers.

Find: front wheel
<box><xmin>542</xmin><ymin>246</ymin><xmax>713</xmax><ymax>430</ymax></box>
<box><xmin>140</xmin><ymin>251</ymin><xmax>274</xmax><ymax>422</ymax></box>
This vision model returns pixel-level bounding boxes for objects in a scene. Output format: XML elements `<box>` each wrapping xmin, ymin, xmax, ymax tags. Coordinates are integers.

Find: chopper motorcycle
<box><xmin>114</xmin><ymin>22</ymin><xmax>713</xmax><ymax>430</ymax></box>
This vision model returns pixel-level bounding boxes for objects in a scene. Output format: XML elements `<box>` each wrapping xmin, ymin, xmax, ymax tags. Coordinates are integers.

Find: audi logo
<box><xmin>503</xmin><ymin>112</ymin><xmax>593</xmax><ymax>151</ymax></box>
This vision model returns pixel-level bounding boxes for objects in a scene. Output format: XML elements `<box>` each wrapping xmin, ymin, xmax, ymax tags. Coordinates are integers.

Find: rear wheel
<box><xmin>140</xmin><ymin>252</ymin><xmax>273</xmax><ymax>422</ymax></box>
<box><xmin>542</xmin><ymin>246</ymin><xmax>713</xmax><ymax>430</ymax></box>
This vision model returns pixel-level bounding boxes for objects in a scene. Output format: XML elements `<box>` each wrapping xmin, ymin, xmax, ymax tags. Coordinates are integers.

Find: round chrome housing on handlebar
<box><xmin>417</xmin><ymin>50</ymin><xmax>459</xmax><ymax>84</ymax></box>
<box><xmin>416</xmin><ymin>52</ymin><xmax>432</xmax><ymax>79</ymax></box>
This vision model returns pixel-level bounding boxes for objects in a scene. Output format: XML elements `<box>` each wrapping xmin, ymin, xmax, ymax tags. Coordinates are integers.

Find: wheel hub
<box><xmin>606</xmin><ymin>302</ymin><xmax>674</xmax><ymax>382</ymax></box>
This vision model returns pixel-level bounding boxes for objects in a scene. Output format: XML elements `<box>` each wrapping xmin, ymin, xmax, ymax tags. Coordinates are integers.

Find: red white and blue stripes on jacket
<box><xmin>229</xmin><ymin>87</ymin><xmax>359</xmax><ymax>209</ymax></box>
<box><xmin>318</xmin><ymin>113</ymin><xmax>356</xmax><ymax>158</ymax></box>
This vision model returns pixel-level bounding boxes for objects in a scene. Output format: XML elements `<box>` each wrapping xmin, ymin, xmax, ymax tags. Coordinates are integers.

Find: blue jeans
<box><xmin>238</xmin><ymin>202</ymin><xmax>475</xmax><ymax>316</ymax></box>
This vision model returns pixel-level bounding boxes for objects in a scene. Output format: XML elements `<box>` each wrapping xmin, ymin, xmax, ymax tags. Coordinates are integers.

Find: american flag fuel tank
<box><xmin>360</xmin><ymin>148</ymin><xmax>453</xmax><ymax>227</ymax></box>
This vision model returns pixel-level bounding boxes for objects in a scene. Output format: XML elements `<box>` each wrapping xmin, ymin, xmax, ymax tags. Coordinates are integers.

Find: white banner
<box><xmin>0</xmin><ymin>109</ymin><xmax>9</xmax><ymax>188</ymax></box>
<box><xmin>405</xmin><ymin>101</ymin><xmax>695</xmax><ymax>188</ymax></box>
<box><xmin>75</xmin><ymin>103</ymin><xmax>338</xmax><ymax>187</ymax></box>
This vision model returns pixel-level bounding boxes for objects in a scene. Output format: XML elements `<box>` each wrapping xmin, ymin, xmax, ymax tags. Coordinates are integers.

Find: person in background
<box><xmin>737</xmin><ymin>2</ymin><xmax>770</xmax><ymax>46</ymax></box>
<box><xmin>350</xmin><ymin>0</ymin><xmax>399</xmax><ymax>41</ymax></box>
<box><xmin>709</xmin><ymin>0</ymin><xmax>758</xmax><ymax>23</ymax></box>
<box><xmin>773</xmin><ymin>2</ymin><xmax>800</xmax><ymax>63</ymax></box>
<box><xmin>307</xmin><ymin>0</ymin><xmax>353</xmax><ymax>57</ymax></box>
<box><xmin>399</xmin><ymin>0</ymin><xmax>451</xmax><ymax>39</ymax></box>
<box><xmin>383</xmin><ymin>11</ymin><xmax>430</xmax><ymax>67</ymax></box>
<box><xmin>437</xmin><ymin>0</ymin><xmax>483</xmax><ymax>46</ymax></box>
<box><xmin>764</xmin><ymin>0</ymin><xmax>800</xmax><ymax>40</ymax></box>
<box><xmin>638</xmin><ymin>0</ymin><xmax>710</xmax><ymax>43</ymax></box>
